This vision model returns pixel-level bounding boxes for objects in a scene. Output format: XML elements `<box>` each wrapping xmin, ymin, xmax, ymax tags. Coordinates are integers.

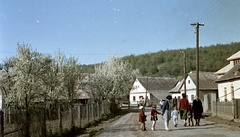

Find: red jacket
<box><xmin>151</xmin><ymin>109</ymin><xmax>160</xmax><ymax>116</ymax></box>
<box><xmin>139</xmin><ymin>110</ymin><xmax>147</xmax><ymax>123</ymax></box>
<box><xmin>179</xmin><ymin>98</ymin><xmax>189</xmax><ymax>110</ymax></box>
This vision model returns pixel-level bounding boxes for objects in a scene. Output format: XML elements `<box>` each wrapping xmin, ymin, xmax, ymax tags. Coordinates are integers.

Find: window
<box><xmin>133</xmin><ymin>96</ymin><xmax>136</xmax><ymax>101</ymax></box>
<box><xmin>191</xmin><ymin>95</ymin><xmax>194</xmax><ymax>101</ymax></box>
<box><xmin>188</xmin><ymin>80</ymin><xmax>190</xmax><ymax>84</ymax></box>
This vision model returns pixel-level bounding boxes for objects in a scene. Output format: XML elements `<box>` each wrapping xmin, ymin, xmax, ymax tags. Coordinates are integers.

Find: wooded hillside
<box><xmin>81</xmin><ymin>42</ymin><xmax>240</xmax><ymax>79</ymax></box>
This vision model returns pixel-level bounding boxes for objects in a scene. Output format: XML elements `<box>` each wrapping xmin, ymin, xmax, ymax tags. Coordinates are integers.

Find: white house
<box><xmin>169</xmin><ymin>71</ymin><xmax>218</xmax><ymax>112</ymax></box>
<box><xmin>130</xmin><ymin>77</ymin><xmax>177</xmax><ymax>106</ymax></box>
<box><xmin>215</xmin><ymin>51</ymin><xmax>240</xmax><ymax>102</ymax></box>
<box><xmin>215</xmin><ymin>51</ymin><xmax>240</xmax><ymax>78</ymax></box>
<box><xmin>215</xmin><ymin>65</ymin><xmax>240</xmax><ymax>101</ymax></box>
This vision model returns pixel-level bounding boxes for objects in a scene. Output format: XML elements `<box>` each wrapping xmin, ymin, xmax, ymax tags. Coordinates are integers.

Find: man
<box><xmin>179</xmin><ymin>93</ymin><xmax>189</xmax><ymax>126</ymax></box>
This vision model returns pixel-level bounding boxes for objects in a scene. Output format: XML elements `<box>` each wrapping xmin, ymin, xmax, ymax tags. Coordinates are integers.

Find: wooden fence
<box><xmin>211</xmin><ymin>99</ymin><xmax>240</xmax><ymax>121</ymax></box>
<box><xmin>0</xmin><ymin>101</ymin><xmax>110</xmax><ymax>137</ymax></box>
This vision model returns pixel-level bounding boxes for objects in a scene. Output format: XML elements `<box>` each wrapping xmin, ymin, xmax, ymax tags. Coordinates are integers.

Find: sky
<box><xmin>0</xmin><ymin>0</ymin><xmax>240</xmax><ymax>65</ymax></box>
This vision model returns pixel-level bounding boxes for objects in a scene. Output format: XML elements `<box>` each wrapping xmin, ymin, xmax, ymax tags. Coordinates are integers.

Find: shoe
<box><xmin>184</xmin><ymin>123</ymin><xmax>187</xmax><ymax>126</ymax></box>
<box><xmin>151</xmin><ymin>128</ymin><xmax>154</xmax><ymax>131</ymax></box>
<box><xmin>166</xmin><ymin>128</ymin><xmax>171</xmax><ymax>131</ymax></box>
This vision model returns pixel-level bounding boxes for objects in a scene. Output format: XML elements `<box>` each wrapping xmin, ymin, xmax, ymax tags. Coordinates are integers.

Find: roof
<box><xmin>169</xmin><ymin>79</ymin><xmax>184</xmax><ymax>93</ymax></box>
<box><xmin>137</xmin><ymin>77</ymin><xmax>177</xmax><ymax>99</ymax></box>
<box><xmin>137</xmin><ymin>77</ymin><xmax>177</xmax><ymax>91</ymax></box>
<box><xmin>227</xmin><ymin>50</ymin><xmax>240</xmax><ymax>61</ymax></box>
<box><xmin>216</xmin><ymin>62</ymin><xmax>240</xmax><ymax>83</ymax></box>
<box><xmin>189</xmin><ymin>71</ymin><xmax>218</xmax><ymax>90</ymax></box>
<box><xmin>214</xmin><ymin>64</ymin><xmax>232</xmax><ymax>75</ymax></box>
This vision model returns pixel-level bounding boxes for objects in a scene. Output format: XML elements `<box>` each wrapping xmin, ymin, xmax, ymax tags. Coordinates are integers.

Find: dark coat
<box><xmin>161</xmin><ymin>100</ymin><xmax>170</xmax><ymax>114</ymax></box>
<box><xmin>192</xmin><ymin>99</ymin><xmax>203</xmax><ymax>119</ymax></box>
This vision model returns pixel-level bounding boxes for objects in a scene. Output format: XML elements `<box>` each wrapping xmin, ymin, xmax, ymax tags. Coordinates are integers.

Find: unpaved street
<box><xmin>95</xmin><ymin>110</ymin><xmax>240</xmax><ymax>137</ymax></box>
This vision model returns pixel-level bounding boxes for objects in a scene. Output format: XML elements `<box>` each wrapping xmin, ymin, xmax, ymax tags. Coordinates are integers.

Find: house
<box><xmin>215</xmin><ymin>51</ymin><xmax>240</xmax><ymax>78</ymax></box>
<box><xmin>129</xmin><ymin>77</ymin><xmax>177</xmax><ymax>106</ymax></box>
<box><xmin>169</xmin><ymin>71</ymin><xmax>218</xmax><ymax>112</ymax></box>
<box><xmin>215</xmin><ymin>51</ymin><xmax>240</xmax><ymax>102</ymax></box>
<box><xmin>215</xmin><ymin>62</ymin><xmax>240</xmax><ymax>102</ymax></box>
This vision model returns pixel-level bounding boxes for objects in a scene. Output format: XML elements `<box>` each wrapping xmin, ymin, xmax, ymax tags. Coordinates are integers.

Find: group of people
<box><xmin>138</xmin><ymin>93</ymin><xmax>203</xmax><ymax>131</ymax></box>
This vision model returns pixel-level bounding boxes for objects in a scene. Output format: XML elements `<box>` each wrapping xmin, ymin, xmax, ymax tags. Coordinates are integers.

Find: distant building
<box><xmin>169</xmin><ymin>71</ymin><xmax>218</xmax><ymax>112</ymax></box>
<box><xmin>130</xmin><ymin>77</ymin><xmax>177</xmax><ymax>106</ymax></box>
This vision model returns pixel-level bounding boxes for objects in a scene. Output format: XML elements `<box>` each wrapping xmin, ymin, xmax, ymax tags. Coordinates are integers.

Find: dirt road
<box><xmin>95</xmin><ymin>110</ymin><xmax>240</xmax><ymax>137</ymax></box>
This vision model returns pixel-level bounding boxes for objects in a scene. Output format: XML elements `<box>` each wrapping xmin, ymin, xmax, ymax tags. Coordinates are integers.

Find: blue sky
<box><xmin>0</xmin><ymin>0</ymin><xmax>240</xmax><ymax>65</ymax></box>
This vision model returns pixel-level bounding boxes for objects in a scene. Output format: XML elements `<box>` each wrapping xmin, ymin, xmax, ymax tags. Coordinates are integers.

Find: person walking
<box><xmin>188</xmin><ymin>104</ymin><xmax>194</xmax><ymax>126</ymax></box>
<box><xmin>173</xmin><ymin>96</ymin><xmax>178</xmax><ymax>108</ymax></box>
<box><xmin>192</xmin><ymin>96</ymin><xmax>203</xmax><ymax>126</ymax></box>
<box><xmin>139</xmin><ymin>106</ymin><xmax>147</xmax><ymax>131</ymax></box>
<box><xmin>162</xmin><ymin>95</ymin><xmax>172</xmax><ymax>131</ymax></box>
<box><xmin>171</xmin><ymin>106</ymin><xmax>178</xmax><ymax>127</ymax></box>
<box><xmin>150</xmin><ymin>104</ymin><xmax>161</xmax><ymax>131</ymax></box>
<box><xmin>159</xmin><ymin>99</ymin><xmax>164</xmax><ymax>109</ymax></box>
<box><xmin>179</xmin><ymin>93</ymin><xmax>189</xmax><ymax>126</ymax></box>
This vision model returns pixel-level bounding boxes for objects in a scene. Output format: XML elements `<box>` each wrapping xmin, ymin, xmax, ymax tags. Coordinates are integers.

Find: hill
<box><xmin>121</xmin><ymin>42</ymin><xmax>240</xmax><ymax>79</ymax></box>
<box><xmin>81</xmin><ymin>42</ymin><xmax>240</xmax><ymax>79</ymax></box>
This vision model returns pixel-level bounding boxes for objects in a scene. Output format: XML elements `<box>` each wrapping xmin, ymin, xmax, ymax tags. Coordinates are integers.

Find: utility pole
<box><xmin>180</xmin><ymin>51</ymin><xmax>187</xmax><ymax>94</ymax></box>
<box><xmin>145</xmin><ymin>76</ymin><xmax>148</xmax><ymax>107</ymax></box>
<box><xmin>191</xmin><ymin>22</ymin><xmax>204</xmax><ymax>98</ymax></box>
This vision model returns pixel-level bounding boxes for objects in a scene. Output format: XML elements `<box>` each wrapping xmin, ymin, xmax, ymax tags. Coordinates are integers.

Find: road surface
<box><xmin>95</xmin><ymin>110</ymin><xmax>240</xmax><ymax>137</ymax></box>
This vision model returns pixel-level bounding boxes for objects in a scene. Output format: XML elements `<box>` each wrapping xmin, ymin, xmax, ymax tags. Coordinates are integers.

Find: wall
<box><xmin>130</xmin><ymin>79</ymin><xmax>150</xmax><ymax>105</ymax></box>
<box><xmin>218</xmin><ymin>80</ymin><xmax>240</xmax><ymax>102</ymax></box>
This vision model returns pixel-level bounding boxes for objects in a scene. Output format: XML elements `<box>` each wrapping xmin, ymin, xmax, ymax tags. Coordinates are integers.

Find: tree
<box><xmin>60</xmin><ymin>55</ymin><xmax>82</xmax><ymax>128</ymax></box>
<box><xmin>87</xmin><ymin>55</ymin><xmax>138</xmax><ymax>112</ymax></box>
<box><xmin>1</xmin><ymin>44</ymin><xmax>53</xmax><ymax>137</ymax></box>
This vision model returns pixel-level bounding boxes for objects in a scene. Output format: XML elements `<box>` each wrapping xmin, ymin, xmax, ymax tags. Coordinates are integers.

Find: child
<box><xmin>151</xmin><ymin>104</ymin><xmax>161</xmax><ymax>131</ymax></box>
<box><xmin>171</xmin><ymin>106</ymin><xmax>178</xmax><ymax>127</ymax></box>
<box><xmin>188</xmin><ymin>104</ymin><xmax>194</xmax><ymax>126</ymax></box>
<box><xmin>139</xmin><ymin>106</ymin><xmax>147</xmax><ymax>131</ymax></box>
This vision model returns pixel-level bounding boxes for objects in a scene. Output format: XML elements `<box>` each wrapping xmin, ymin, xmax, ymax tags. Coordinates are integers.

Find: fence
<box><xmin>211</xmin><ymin>99</ymin><xmax>240</xmax><ymax>121</ymax></box>
<box><xmin>0</xmin><ymin>101</ymin><xmax>110</xmax><ymax>137</ymax></box>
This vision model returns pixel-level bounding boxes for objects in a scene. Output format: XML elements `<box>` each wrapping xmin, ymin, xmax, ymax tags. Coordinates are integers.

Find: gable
<box><xmin>130</xmin><ymin>78</ymin><xmax>146</xmax><ymax>93</ymax></box>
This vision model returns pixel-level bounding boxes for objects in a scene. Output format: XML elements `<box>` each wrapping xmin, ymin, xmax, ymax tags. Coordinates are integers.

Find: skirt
<box><xmin>162</xmin><ymin>110</ymin><xmax>171</xmax><ymax>121</ymax></box>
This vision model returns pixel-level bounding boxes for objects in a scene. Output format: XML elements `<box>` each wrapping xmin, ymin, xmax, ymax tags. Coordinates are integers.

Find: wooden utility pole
<box><xmin>145</xmin><ymin>76</ymin><xmax>148</xmax><ymax>107</ymax></box>
<box><xmin>191</xmin><ymin>22</ymin><xmax>204</xmax><ymax>98</ymax></box>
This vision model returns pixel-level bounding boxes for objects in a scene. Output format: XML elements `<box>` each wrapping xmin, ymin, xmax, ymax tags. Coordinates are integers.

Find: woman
<box><xmin>179</xmin><ymin>93</ymin><xmax>189</xmax><ymax>126</ymax></box>
<box><xmin>150</xmin><ymin>104</ymin><xmax>161</xmax><ymax>131</ymax></box>
<box><xmin>162</xmin><ymin>95</ymin><xmax>172</xmax><ymax>131</ymax></box>
<box><xmin>192</xmin><ymin>96</ymin><xmax>203</xmax><ymax>126</ymax></box>
<box><xmin>139</xmin><ymin>106</ymin><xmax>147</xmax><ymax>131</ymax></box>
